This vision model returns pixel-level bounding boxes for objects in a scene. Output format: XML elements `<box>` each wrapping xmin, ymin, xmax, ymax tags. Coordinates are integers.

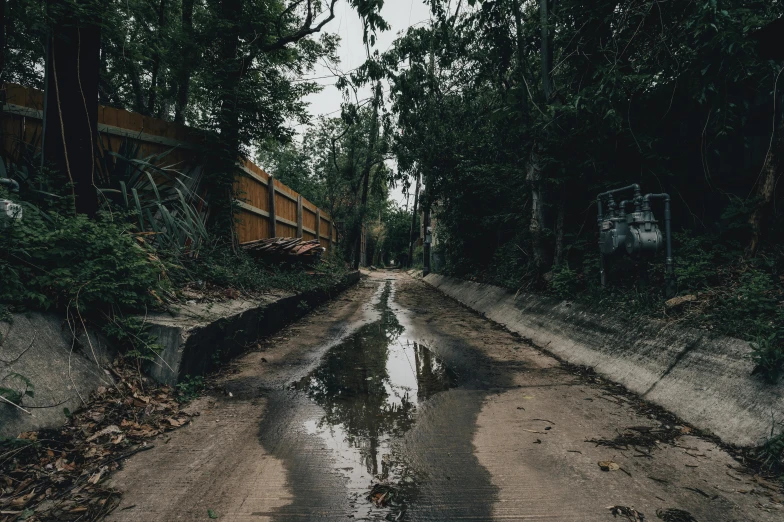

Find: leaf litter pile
<box><xmin>0</xmin><ymin>361</ymin><xmax>196</xmax><ymax>521</ymax></box>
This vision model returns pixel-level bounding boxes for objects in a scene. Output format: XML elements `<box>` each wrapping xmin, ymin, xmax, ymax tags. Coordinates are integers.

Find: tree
<box><xmin>42</xmin><ymin>0</ymin><xmax>104</xmax><ymax>217</ymax></box>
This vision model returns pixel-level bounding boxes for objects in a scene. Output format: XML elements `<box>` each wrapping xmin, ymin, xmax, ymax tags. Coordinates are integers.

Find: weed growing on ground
<box><xmin>176</xmin><ymin>375</ymin><xmax>206</xmax><ymax>403</ymax></box>
<box><xmin>754</xmin><ymin>422</ymin><xmax>784</xmax><ymax>477</ymax></box>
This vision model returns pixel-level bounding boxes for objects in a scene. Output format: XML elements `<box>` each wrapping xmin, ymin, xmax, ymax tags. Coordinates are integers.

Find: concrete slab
<box><xmin>424</xmin><ymin>273</ymin><xmax>784</xmax><ymax>447</ymax></box>
<box><xmin>146</xmin><ymin>271</ymin><xmax>361</xmax><ymax>385</ymax></box>
<box><xmin>0</xmin><ymin>313</ymin><xmax>115</xmax><ymax>438</ymax></box>
<box><xmin>1</xmin><ymin>272</ymin><xmax>360</xmax><ymax>436</ymax></box>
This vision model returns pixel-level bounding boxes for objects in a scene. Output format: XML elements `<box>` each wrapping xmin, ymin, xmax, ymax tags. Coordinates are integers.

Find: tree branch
<box><xmin>262</xmin><ymin>0</ymin><xmax>339</xmax><ymax>53</ymax></box>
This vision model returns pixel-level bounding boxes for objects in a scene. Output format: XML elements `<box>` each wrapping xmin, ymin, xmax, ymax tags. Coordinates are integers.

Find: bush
<box><xmin>749</xmin><ymin>331</ymin><xmax>784</xmax><ymax>384</ymax></box>
<box><xmin>711</xmin><ymin>267</ymin><xmax>780</xmax><ymax>337</ymax></box>
<box><xmin>0</xmin><ymin>208</ymin><xmax>167</xmax><ymax>313</ymax></box>
<box><xmin>550</xmin><ymin>264</ymin><xmax>580</xmax><ymax>298</ymax></box>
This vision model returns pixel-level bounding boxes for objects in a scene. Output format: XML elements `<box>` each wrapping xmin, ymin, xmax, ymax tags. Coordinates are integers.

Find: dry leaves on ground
<box><xmin>0</xmin><ymin>361</ymin><xmax>195</xmax><ymax>522</ymax></box>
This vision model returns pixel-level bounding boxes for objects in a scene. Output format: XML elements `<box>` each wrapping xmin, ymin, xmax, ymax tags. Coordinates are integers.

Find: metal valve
<box><xmin>597</xmin><ymin>185</ymin><xmax>674</xmax><ymax>297</ymax></box>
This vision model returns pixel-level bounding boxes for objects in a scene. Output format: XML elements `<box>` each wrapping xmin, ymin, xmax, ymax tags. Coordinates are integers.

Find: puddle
<box><xmin>293</xmin><ymin>281</ymin><xmax>457</xmax><ymax>518</ymax></box>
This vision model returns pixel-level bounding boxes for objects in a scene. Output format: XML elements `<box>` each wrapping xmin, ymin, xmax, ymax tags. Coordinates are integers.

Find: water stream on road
<box><xmin>293</xmin><ymin>281</ymin><xmax>457</xmax><ymax>519</ymax></box>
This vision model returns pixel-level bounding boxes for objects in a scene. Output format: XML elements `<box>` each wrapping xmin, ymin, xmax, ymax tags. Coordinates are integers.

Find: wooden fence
<box><xmin>1</xmin><ymin>83</ymin><xmax>336</xmax><ymax>250</ymax></box>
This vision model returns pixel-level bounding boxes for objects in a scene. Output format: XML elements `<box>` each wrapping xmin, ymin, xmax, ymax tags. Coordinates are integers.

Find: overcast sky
<box><xmin>300</xmin><ymin>0</ymin><xmax>433</xmax><ymax>208</ymax></box>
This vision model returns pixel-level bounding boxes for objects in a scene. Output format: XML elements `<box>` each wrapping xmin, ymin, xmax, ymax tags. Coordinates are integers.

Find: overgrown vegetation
<box><xmin>0</xmin><ymin>146</ymin><xmax>349</xmax><ymax>368</ymax></box>
<box><xmin>369</xmin><ymin>0</ymin><xmax>784</xmax><ymax>384</ymax></box>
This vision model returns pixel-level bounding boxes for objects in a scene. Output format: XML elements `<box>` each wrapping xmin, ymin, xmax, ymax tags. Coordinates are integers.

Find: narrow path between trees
<box><xmin>105</xmin><ymin>271</ymin><xmax>782</xmax><ymax>521</ymax></box>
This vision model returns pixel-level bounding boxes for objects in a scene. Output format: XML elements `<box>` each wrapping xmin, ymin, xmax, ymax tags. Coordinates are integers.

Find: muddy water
<box><xmin>291</xmin><ymin>281</ymin><xmax>457</xmax><ymax>518</ymax></box>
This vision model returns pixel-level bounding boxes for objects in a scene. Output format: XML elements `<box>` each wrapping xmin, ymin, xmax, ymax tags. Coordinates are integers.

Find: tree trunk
<box><xmin>352</xmin><ymin>84</ymin><xmax>381</xmax><ymax>270</ymax></box>
<box><xmin>748</xmin><ymin>125</ymin><xmax>783</xmax><ymax>255</ymax></box>
<box><xmin>422</xmin><ymin>194</ymin><xmax>431</xmax><ymax>275</ymax></box>
<box><xmin>352</xmin><ymin>163</ymin><xmax>372</xmax><ymax>269</ymax></box>
<box><xmin>554</xmin><ymin>187</ymin><xmax>566</xmax><ymax>266</ymax></box>
<box><xmin>43</xmin><ymin>0</ymin><xmax>101</xmax><ymax>217</ymax></box>
<box><xmin>407</xmin><ymin>170</ymin><xmax>421</xmax><ymax>267</ymax></box>
<box><xmin>512</xmin><ymin>0</ymin><xmax>528</xmax><ymax>118</ymax></box>
<box><xmin>1</xmin><ymin>0</ymin><xmax>6</xmax><ymax>141</ymax></box>
<box><xmin>527</xmin><ymin>143</ymin><xmax>547</xmax><ymax>269</ymax></box>
<box><xmin>127</xmin><ymin>56</ymin><xmax>147</xmax><ymax>115</ymax></box>
<box><xmin>147</xmin><ymin>0</ymin><xmax>167</xmax><ymax>116</ymax></box>
<box><xmin>526</xmin><ymin>0</ymin><xmax>554</xmax><ymax>271</ymax></box>
<box><xmin>540</xmin><ymin>0</ymin><xmax>553</xmax><ymax>101</ymax></box>
<box><xmin>205</xmin><ymin>0</ymin><xmax>242</xmax><ymax>239</ymax></box>
<box><xmin>174</xmin><ymin>0</ymin><xmax>194</xmax><ymax>124</ymax></box>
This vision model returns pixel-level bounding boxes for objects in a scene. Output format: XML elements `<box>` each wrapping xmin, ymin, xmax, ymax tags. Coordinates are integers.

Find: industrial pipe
<box><xmin>0</xmin><ymin>178</ymin><xmax>19</xmax><ymax>192</ymax></box>
<box><xmin>597</xmin><ymin>185</ymin><xmax>641</xmax><ymax>287</ymax></box>
<box><xmin>598</xmin><ymin>184</ymin><xmax>642</xmax><ymax>211</ymax></box>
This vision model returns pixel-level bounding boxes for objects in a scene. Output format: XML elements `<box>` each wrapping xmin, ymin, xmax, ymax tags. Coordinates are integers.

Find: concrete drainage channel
<box><xmin>0</xmin><ymin>271</ymin><xmax>361</xmax><ymax>438</ymax></box>
<box><xmin>422</xmin><ymin>273</ymin><xmax>784</xmax><ymax>448</ymax></box>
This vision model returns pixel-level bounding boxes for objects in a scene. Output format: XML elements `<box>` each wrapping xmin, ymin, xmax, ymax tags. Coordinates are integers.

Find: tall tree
<box><xmin>174</xmin><ymin>0</ymin><xmax>195</xmax><ymax>123</ymax></box>
<box><xmin>42</xmin><ymin>0</ymin><xmax>102</xmax><ymax>216</ymax></box>
<box><xmin>147</xmin><ymin>0</ymin><xmax>168</xmax><ymax>116</ymax></box>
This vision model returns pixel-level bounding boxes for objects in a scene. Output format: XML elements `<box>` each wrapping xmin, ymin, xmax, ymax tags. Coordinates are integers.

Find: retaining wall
<box><xmin>424</xmin><ymin>274</ymin><xmax>783</xmax><ymax>447</ymax></box>
<box><xmin>0</xmin><ymin>272</ymin><xmax>360</xmax><ymax>437</ymax></box>
<box><xmin>147</xmin><ymin>271</ymin><xmax>361</xmax><ymax>385</ymax></box>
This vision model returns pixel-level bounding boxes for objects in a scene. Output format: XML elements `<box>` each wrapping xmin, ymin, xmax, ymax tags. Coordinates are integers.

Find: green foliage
<box><xmin>672</xmin><ymin>232</ymin><xmax>724</xmax><ymax>291</ymax></box>
<box><xmin>176</xmin><ymin>375</ymin><xmax>206</xmax><ymax>403</ymax></box>
<box><xmin>96</xmin><ymin>138</ymin><xmax>208</xmax><ymax>257</ymax></box>
<box><xmin>712</xmin><ymin>268</ymin><xmax>780</xmax><ymax>335</ymax></box>
<box><xmin>0</xmin><ymin>372</ymin><xmax>35</xmax><ymax>405</ymax></box>
<box><xmin>755</xmin><ymin>421</ymin><xmax>784</xmax><ymax>474</ymax></box>
<box><xmin>0</xmin><ymin>207</ymin><xmax>167</xmax><ymax>312</ymax></box>
<box><xmin>749</xmin><ymin>331</ymin><xmax>784</xmax><ymax>384</ymax></box>
<box><xmin>550</xmin><ymin>265</ymin><xmax>580</xmax><ymax>299</ymax></box>
<box><xmin>177</xmin><ymin>246</ymin><xmax>350</xmax><ymax>296</ymax></box>
<box><xmin>102</xmin><ymin>315</ymin><xmax>164</xmax><ymax>362</ymax></box>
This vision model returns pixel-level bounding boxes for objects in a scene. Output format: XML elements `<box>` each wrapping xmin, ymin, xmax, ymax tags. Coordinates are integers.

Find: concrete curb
<box><xmin>0</xmin><ymin>272</ymin><xmax>361</xmax><ymax>437</ymax></box>
<box><xmin>147</xmin><ymin>271</ymin><xmax>361</xmax><ymax>385</ymax></box>
<box><xmin>423</xmin><ymin>273</ymin><xmax>784</xmax><ymax>448</ymax></box>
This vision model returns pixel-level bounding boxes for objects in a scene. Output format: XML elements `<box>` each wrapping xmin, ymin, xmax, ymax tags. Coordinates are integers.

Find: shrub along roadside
<box><xmin>0</xmin><ymin>182</ymin><xmax>349</xmax><ymax>408</ymax></box>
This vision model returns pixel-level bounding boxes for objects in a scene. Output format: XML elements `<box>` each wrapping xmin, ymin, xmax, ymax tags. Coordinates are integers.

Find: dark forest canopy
<box><xmin>260</xmin><ymin>0</ymin><xmax>784</xmax><ymax>374</ymax></box>
<box><xmin>3</xmin><ymin>0</ymin><xmax>784</xmax><ymax>310</ymax></box>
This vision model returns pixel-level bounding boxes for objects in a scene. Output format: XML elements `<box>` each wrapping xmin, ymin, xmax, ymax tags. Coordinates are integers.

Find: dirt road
<box><xmin>106</xmin><ymin>271</ymin><xmax>782</xmax><ymax>521</ymax></box>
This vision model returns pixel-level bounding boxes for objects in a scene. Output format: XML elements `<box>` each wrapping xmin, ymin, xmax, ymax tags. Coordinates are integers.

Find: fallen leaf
<box><xmin>599</xmin><ymin>461</ymin><xmax>620</xmax><ymax>471</ymax></box>
<box><xmin>166</xmin><ymin>417</ymin><xmax>186</xmax><ymax>427</ymax></box>
<box><xmin>86</xmin><ymin>425</ymin><xmax>122</xmax><ymax>442</ymax></box>
<box><xmin>10</xmin><ymin>490</ymin><xmax>36</xmax><ymax>508</ymax></box>
<box><xmin>127</xmin><ymin>426</ymin><xmax>159</xmax><ymax>438</ymax></box>
<box><xmin>54</xmin><ymin>458</ymin><xmax>76</xmax><ymax>472</ymax></box>
<box><xmin>608</xmin><ymin>505</ymin><xmax>644</xmax><ymax>521</ymax></box>
<box><xmin>88</xmin><ymin>466</ymin><xmax>109</xmax><ymax>485</ymax></box>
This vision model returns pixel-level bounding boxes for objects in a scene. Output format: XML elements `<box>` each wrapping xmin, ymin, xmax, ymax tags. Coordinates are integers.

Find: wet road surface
<box><xmin>106</xmin><ymin>271</ymin><xmax>783</xmax><ymax>521</ymax></box>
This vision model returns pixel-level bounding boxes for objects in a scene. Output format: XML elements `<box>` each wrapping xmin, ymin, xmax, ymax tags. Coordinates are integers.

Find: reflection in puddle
<box><xmin>294</xmin><ymin>281</ymin><xmax>457</xmax><ymax>518</ymax></box>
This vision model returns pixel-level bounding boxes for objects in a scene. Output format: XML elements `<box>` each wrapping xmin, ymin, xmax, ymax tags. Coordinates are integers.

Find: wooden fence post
<box><xmin>328</xmin><ymin>220</ymin><xmax>333</xmax><ymax>254</ymax></box>
<box><xmin>268</xmin><ymin>176</ymin><xmax>277</xmax><ymax>238</ymax></box>
<box><xmin>315</xmin><ymin>209</ymin><xmax>321</xmax><ymax>245</ymax></box>
<box><xmin>296</xmin><ymin>195</ymin><xmax>303</xmax><ymax>238</ymax></box>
